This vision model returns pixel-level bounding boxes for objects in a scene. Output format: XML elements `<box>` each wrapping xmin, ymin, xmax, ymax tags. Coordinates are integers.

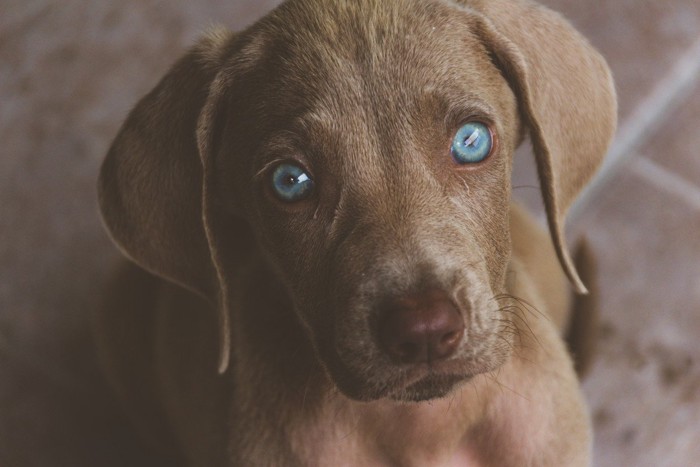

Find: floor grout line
<box><xmin>631</xmin><ymin>157</ymin><xmax>700</xmax><ymax>212</ymax></box>
<box><xmin>569</xmin><ymin>34</ymin><xmax>700</xmax><ymax>224</ymax></box>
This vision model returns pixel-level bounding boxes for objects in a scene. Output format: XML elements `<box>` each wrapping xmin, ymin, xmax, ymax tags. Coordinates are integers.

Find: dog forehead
<box><xmin>257</xmin><ymin>0</ymin><xmax>490</xmax><ymax>90</ymax></box>
<box><xmin>238</xmin><ymin>0</ymin><xmax>505</xmax><ymax>139</ymax></box>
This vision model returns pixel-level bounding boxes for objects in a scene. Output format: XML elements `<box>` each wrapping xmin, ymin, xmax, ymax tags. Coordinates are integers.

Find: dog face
<box><xmin>99</xmin><ymin>0</ymin><xmax>616</xmax><ymax>402</ymax></box>
<box><xmin>211</xmin><ymin>1</ymin><xmax>520</xmax><ymax>400</ymax></box>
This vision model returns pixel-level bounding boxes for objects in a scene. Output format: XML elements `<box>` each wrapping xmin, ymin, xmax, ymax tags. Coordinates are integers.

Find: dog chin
<box><xmin>327</xmin><ymin>350</ymin><xmax>498</xmax><ymax>402</ymax></box>
<box><xmin>332</xmin><ymin>368</ymin><xmax>472</xmax><ymax>403</ymax></box>
<box><xmin>388</xmin><ymin>373</ymin><xmax>471</xmax><ymax>402</ymax></box>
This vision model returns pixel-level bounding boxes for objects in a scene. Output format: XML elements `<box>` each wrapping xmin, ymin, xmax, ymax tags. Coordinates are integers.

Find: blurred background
<box><xmin>1</xmin><ymin>1</ymin><xmax>699</xmax><ymax>465</ymax></box>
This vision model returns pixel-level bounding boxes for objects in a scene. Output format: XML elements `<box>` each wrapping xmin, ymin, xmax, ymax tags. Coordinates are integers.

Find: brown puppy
<box><xmin>95</xmin><ymin>0</ymin><xmax>616</xmax><ymax>465</ymax></box>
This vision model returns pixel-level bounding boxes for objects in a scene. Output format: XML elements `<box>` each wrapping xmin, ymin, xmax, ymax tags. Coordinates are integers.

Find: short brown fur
<box><xmin>95</xmin><ymin>0</ymin><xmax>616</xmax><ymax>465</ymax></box>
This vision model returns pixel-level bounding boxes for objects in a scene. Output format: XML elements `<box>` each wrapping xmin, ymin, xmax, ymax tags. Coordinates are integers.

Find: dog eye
<box><xmin>451</xmin><ymin>122</ymin><xmax>493</xmax><ymax>164</ymax></box>
<box><xmin>270</xmin><ymin>162</ymin><xmax>315</xmax><ymax>202</ymax></box>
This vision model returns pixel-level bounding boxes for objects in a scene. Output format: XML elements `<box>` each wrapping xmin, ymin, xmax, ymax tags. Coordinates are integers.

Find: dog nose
<box><xmin>379</xmin><ymin>288</ymin><xmax>464</xmax><ymax>364</ymax></box>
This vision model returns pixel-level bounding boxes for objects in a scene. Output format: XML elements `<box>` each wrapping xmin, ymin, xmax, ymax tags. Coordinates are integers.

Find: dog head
<box><xmin>99</xmin><ymin>0</ymin><xmax>616</xmax><ymax>401</ymax></box>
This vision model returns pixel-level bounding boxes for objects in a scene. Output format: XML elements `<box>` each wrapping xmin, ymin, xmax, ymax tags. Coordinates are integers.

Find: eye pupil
<box><xmin>451</xmin><ymin>122</ymin><xmax>492</xmax><ymax>164</ymax></box>
<box><xmin>271</xmin><ymin>163</ymin><xmax>315</xmax><ymax>202</ymax></box>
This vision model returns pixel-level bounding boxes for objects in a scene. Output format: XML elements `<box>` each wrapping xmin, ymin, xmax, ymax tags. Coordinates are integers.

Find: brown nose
<box><xmin>378</xmin><ymin>288</ymin><xmax>464</xmax><ymax>364</ymax></box>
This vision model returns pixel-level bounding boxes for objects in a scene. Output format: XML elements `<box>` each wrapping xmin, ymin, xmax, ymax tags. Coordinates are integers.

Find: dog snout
<box><xmin>378</xmin><ymin>288</ymin><xmax>464</xmax><ymax>364</ymax></box>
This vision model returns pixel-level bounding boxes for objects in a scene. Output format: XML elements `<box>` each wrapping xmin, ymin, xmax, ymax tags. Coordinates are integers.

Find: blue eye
<box><xmin>451</xmin><ymin>122</ymin><xmax>493</xmax><ymax>164</ymax></box>
<box><xmin>271</xmin><ymin>163</ymin><xmax>315</xmax><ymax>202</ymax></box>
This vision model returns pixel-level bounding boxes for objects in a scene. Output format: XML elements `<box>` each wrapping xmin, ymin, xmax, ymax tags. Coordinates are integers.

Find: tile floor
<box><xmin>1</xmin><ymin>1</ymin><xmax>699</xmax><ymax>466</ymax></box>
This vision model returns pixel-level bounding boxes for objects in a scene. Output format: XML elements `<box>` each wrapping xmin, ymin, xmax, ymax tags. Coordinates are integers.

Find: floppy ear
<box><xmin>98</xmin><ymin>30</ymin><xmax>238</xmax><ymax>373</ymax></box>
<box><xmin>458</xmin><ymin>0</ymin><xmax>617</xmax><ymax>293</ymax></box>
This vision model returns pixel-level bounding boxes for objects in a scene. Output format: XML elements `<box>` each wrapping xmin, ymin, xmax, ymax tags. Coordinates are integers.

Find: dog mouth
<box><xmin>387</xmin><ymin>371</ymin><xmax>472</xmax><ymax>402</ymax></box>
<box><xmin>327</xmin><ymin>354</ymin><xmax>488</xmax><ymax>402</ymax></box>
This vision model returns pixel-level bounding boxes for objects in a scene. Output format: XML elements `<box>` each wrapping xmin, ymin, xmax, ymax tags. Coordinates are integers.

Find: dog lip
<box><xmin>328</xmin><ymin>349</ymin><xmax>505</xmax><ymax>402</ymax></box>
<box><xmin>386</xmin><ymin>370</ymin><xmax>473</xmax><ymax>402</ymax></box>
<box><xmin>378</xmin><ymin>359</ymin><xmax>478</xmax><ymax>398</ymax></box>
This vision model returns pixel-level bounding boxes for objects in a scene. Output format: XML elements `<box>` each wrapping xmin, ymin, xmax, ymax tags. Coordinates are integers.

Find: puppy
<box><xmin>95</xmin><ymin>0</ymin><xmax>616</xmax><ymax>465</ymax></box>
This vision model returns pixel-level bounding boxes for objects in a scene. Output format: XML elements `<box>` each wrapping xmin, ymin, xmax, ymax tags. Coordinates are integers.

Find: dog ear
<box><xmin>462</xmin><ymin>0</ymin><xmax>617</xmax><ymax>293</ymax></box>
<box><xmin>98</xmin><ymin>29</ymin><xmax>237</xmax><ymax>372</ymax></box>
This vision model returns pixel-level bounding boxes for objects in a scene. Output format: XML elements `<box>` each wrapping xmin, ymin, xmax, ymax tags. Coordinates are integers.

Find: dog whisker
<box><xmin>300</xmin><ymin>373</ymin><xmax>313</xmax><ymax>415</ymax></box>
<box><xmin>485</xmin><ymin>369</ymin><xmax>531</xmax><ymax>403</ymax></box>
<box><xmin>493</xmin><ymin>293</ymin><xmax>550</xmax><ymax>322</ymax></box>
